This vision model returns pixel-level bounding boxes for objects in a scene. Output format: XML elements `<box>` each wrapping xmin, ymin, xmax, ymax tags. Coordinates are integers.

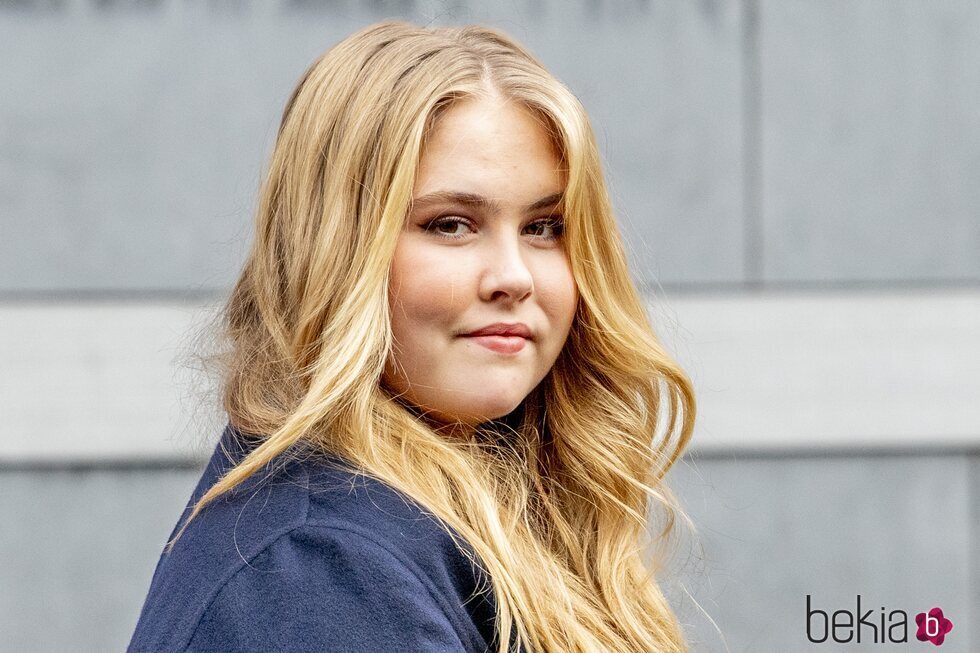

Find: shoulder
<box><xmin>187</xmin><ymin>521</ymin><xmax>487</xmax><ymax>652</ymax></box>
<box><xmin>128</xmin><ymin>426</ymin><xmax>495</xmax><ymax>653</ymax></box>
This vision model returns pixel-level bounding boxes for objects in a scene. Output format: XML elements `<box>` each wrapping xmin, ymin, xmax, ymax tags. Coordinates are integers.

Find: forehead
<box><xmin>413</xmin><ymin>95</ymin><xmax>565</xmax><ymax>200</ymax></box>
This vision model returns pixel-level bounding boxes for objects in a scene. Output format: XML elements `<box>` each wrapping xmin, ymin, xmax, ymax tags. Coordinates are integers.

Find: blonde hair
<box><xmin>174</xmin><ymin>21</ymin><xmax>696</xmax><ymax>652</ymax></box>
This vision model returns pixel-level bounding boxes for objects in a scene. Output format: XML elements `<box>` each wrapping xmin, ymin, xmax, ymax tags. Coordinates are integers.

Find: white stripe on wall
<box><xmin>652</xmin><ymin>288</ymin><xmax>980</xmax><ymax>451</ymax></box>
<box><xmin>2</xmin><ymin>289</ymin><xmax>978</xmax><ymax>462</ymax></box>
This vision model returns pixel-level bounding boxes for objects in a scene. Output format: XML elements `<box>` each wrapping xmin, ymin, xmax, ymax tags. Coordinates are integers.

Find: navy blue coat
<box><xmin>128</xmin><ymin>425</ymin><xmax>498</xmax><ymax>652</ymax></box>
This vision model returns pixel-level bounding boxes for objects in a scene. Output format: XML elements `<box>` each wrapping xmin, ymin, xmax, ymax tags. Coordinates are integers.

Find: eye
<box><xmin>525</xmin><ymin>217</ymin><xmax>564</xmax><ymax>240</ymax></box>
<box><xmin>423</xmin><ymin>216</ymin><xmax>474</xmax><ymax>240</ymax></box>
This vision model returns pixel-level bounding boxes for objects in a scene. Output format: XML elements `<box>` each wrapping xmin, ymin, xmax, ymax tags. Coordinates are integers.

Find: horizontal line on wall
<box><xmin>0</xmin><ymin>288</ymin><xmax>228</xmax><ymax>304</ymax></box>
<box><xmin>685</xmin><ymin>443</ymin><xmax>980</xmax><ymax>461</ymax></box>
<box><xmin>1</xmin><ymin>288</ymin><xmax>977</xmax><ymax>461</ymax></box>
<box><xmin>639</xmin><ymin>278</ymin><xmax>980</xmax><ymax>295</ymax></box>
<box><xmin>2</xmin><ymin>278</ymin><xmax>979</xmax><ymax>304</ymax></box>
<box><xmin>0</xmin><ymin>458</ymin><xmax>208</xmax><ymax>472</ymax></box>
<box><xmin>3</xmin><ymin>443</ymin><xmax>978</xmax><ymax>472</ymax></box>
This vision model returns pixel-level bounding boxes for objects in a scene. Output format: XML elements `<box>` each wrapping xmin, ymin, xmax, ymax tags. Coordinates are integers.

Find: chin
<box><xmin>476</xmin><ymin>402</ymin><xmax>524</xmax><ymax>424</ymax></box>
<box><xmin>445</xmin><ymin>397</ymin><xmax>523</xmax><ymax>426</ymax></box>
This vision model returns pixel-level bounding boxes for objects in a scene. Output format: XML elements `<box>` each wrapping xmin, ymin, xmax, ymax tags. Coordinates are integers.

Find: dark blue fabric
<box><xmin>128</xmin><ymin>425</ymin><xmax>498</xmax><ymax>652</ymax></box>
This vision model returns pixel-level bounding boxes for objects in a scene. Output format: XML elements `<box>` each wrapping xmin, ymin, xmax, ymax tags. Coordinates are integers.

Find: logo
<box><xmin>806</xmin><ymin>595</ymin><xmax>953</xmax><ymax>646</ymax></box>
<box><xmin>915</xmin><ymin>608</ymin><xmax>953</xmax><ymax>646</ymax></box>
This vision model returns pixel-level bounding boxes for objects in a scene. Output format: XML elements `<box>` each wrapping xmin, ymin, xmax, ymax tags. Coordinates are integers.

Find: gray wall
<box><xmin>5</xmin><ymin>0</ymin><xmax>978</xmax><ymax>293</ymax></box>
<box><xmin>2</xmin><ymin>1</ymin><xmax>977</xmax><ymax>651</ymax></box>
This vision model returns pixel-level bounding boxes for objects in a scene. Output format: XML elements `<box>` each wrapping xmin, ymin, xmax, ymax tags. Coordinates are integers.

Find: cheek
<box><xmin>388</xmin><ymin>239</ymin><xmax>468</xmax><ymax>335</ymax></box>
<box><xmin>536</xmin><ymin>256</ymin><xmax>579</xmax><ymax>330</ymax></box>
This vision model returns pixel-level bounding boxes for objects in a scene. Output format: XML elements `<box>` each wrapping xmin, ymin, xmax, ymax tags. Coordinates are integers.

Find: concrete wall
<box><xmin>2</xmin><ymin>1</ymin><xmax>977</xmax><ymax>651</ymax></box>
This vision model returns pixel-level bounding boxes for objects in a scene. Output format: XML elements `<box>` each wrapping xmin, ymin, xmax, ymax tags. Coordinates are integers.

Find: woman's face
<box><xmin>383</xmin><ymin>94</ymin><xmax>578</xmax><ymax>430</ymax></box>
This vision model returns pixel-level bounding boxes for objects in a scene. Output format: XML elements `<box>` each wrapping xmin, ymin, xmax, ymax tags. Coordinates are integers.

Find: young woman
<box><xmin>129</xmin><ymin>20</ymin><xmax>696</xmax><ymax>653</ymax></box>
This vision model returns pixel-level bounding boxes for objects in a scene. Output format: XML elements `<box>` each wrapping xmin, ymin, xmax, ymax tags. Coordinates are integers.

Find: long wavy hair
<box><xmin>173</xmin><ymin>21</ymin><xmax>696</xmax><ymax>653</ymax></box>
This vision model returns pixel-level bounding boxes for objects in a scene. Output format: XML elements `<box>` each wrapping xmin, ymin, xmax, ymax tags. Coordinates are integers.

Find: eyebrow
<box><xmin>410</xmin><ymin>190</ymin><xmax>564</xmax><ymax>214</ymax></box>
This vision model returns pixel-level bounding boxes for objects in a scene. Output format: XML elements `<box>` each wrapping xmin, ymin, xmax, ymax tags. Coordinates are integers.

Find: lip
<box><xmin>459</xmin><ymin>322</ymin><xmax>531</xmax><ymax>355</ymax></box>
<box><xmin>463</xmin><ymin>335</ymin><xmax>527</xmax><ymax>354</ymax></box>
<box><xmin>461</xmin><ymin>322</ymin><xmax>533</xmax><ymax>338</ymax></box>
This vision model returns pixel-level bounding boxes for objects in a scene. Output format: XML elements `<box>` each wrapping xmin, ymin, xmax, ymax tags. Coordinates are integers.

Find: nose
<box><xmin>478</xmin><ymin>233</ymin><xmax>533</xmax><ymax>304</ymax></box>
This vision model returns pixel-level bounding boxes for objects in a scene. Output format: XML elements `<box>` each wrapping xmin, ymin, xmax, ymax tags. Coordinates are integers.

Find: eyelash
<box><xmin>422</xmin><ymin>216</ymin><xmax>565</xmax><ymax>241</ymax></box>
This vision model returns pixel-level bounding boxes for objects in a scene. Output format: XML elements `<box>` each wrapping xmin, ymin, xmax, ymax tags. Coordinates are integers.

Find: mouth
<box><xmin>460</xmin><ymin>322</ymin><xmax>533</xmax><ymax>339</ymax></box>
<box><xmin>460</xmin><ymin>334</ymin><xmax>528</xmax><ymax>354</ymax></box>
<box><xmin>458</xmin><ymin>321</ymin><xmax>533</xmax><ymax>354</ymax></box>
